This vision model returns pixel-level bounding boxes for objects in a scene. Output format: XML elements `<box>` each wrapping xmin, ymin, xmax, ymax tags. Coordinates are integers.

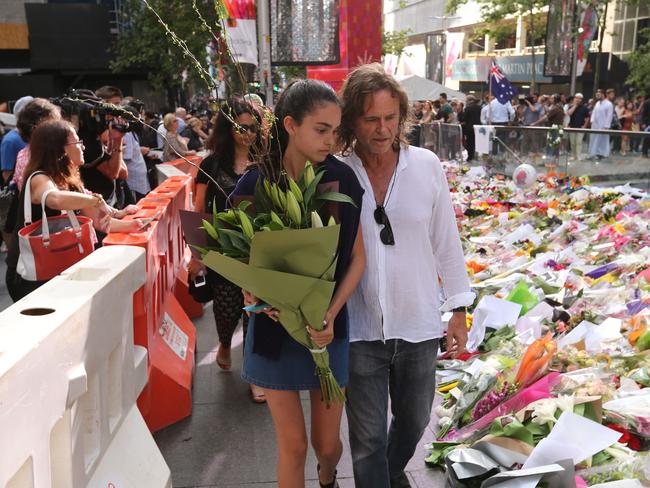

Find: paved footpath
<box><xmin>0</xmin><ymin>255</ymin><xmax>445</xmax><ymax>486</ymax></box>
<box><xmin>154</xmin><ymin>306</ymin><xmax>447</xmax><ymax>487</ymax></box>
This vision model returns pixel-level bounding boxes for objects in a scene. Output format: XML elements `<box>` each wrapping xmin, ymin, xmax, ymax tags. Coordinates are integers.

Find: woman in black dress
<box><xmin>190</xmin><ymin>98</ymin><xmax>265</xmax><ymax>400</ymax></box>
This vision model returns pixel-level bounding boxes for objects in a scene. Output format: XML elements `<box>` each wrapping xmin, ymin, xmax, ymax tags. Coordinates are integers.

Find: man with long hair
<box><xmin>337</xmin><ymin>64</ymin><xmax>474</xmax><ymax>488</ymax></box>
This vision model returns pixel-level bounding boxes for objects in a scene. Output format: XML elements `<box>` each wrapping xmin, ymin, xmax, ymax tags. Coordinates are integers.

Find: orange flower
<box><xmin>515</xmin><ymin>333</ymin><xmax>556</xmax><ymax>387</ymax></box>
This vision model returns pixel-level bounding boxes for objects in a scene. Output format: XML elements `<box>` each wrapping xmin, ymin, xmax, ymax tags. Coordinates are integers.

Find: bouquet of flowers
<box><xmin>546</xmin><ymin>124</ymin><xmax>564</xmax><ymax>151</ymax></box>
<box><xmin>438</xmin><ymin>334</ymin><xmax>557</xmax><ymax>441</ymax></box>
<box><xmin>197</xmin><ymin>162</ymin><xmax>356</xmax><ymax>406</ymax></box>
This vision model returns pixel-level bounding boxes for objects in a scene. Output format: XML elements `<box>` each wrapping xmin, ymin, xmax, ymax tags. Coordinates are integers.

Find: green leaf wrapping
<box><xmin>201</xmin><ymin>225</ymin><xmax>344</xmax><ymax>406</ymax></box>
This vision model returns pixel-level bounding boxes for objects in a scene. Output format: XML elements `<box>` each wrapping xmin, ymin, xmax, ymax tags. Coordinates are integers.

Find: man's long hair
<box><xmin>337</xmin><ymin>63</ymin><xmax>413</xmax><ymax>156</ymax></box>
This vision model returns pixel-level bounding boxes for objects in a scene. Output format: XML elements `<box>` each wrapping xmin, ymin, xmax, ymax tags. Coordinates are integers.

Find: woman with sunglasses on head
<box><xmin>161</xmin><ymin>113</ymin><xmax>197</xmax><ymax>162</ymax></box>
<box><xmin>189</xmin><ymin>98</ymin><xmax>266</xmax><ymax>401</ymax></box>
<box><xmin>5</xmin><ymin>119</ymin><xmax>146</xmax><ymax>301</ymax></box>
<box><xmin>231</xmin><ymin>80</ymin><xmax>366</xmax><ymax>488</ymax></box>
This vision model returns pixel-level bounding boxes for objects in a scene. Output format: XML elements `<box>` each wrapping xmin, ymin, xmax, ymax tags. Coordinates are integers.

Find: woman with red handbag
<box><xmin>5</xmin><ymin>119</ymin><xmax>146</xmax><ymax>301</ymax></box>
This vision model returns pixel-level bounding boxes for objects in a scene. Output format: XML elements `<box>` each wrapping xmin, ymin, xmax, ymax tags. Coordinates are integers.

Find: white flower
<box><xmin>438</xmin><ymin>417</ymin><xmax>452</xmax><ymax>428</ymax></box>
<box><xmin>556</xmin><ymin>395</ymin><xmax>574</xmax><ymax>414</ymax></box>
<box><xmin>435</xmin><ymin>405</ymin><xmax>455</xmax><ymax>418</ymax></box>
<box><xmin>531</xmin><ymin>399</ymin><xmax>558</xmax><ymax>425</ymax></box>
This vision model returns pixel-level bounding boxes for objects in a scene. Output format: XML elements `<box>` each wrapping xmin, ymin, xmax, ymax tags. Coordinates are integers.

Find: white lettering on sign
<box><xmin>159</xmin><ymin>313</ymin><xmax>188</xmax><ymax>360</ymax></box>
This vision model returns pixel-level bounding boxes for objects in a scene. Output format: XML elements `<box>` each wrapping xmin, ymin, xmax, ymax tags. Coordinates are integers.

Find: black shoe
<box><xmin>390</xmin><ymin>472</ymin><xmax>412</xmax><ymax>488</ymax></box>
<box><xmin>317</xmin><ymin>464</ymin><xmax>339</xmax><ymax>488</ymax></box>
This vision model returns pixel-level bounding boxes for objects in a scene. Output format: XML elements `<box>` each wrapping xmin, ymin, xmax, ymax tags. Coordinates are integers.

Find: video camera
<box><xmin>50</xmin><ymin>89</ymin><xmax>143</xmax><ymax>135</ymax></box>
<box><xmin>50</xmin><ymin>89</ymin><xmax>144</xmax><ymax>165</ymax></box>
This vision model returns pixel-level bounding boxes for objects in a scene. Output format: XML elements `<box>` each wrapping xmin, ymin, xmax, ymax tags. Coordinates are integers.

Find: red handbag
<box><xmin>17</xmin><ymin>172</ymin><xmax>95</xmax><ymax>282</ymax></box>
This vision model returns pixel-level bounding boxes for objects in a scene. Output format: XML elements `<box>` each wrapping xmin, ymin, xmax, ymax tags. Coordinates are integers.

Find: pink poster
<box><xmin>445</xmin><ymin>32</ymin><xmax>465</xmax><ymax>79</ymax></box>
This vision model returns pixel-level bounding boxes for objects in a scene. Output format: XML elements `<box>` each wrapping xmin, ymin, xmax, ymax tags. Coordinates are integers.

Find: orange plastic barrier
<box><xmin>174</xmin><ymin>247</ymin><xmax>205</xmax><ymax>319</ymax></box>
<box><xmin>104</xmin><ymin>173</ymin><xmax>198</xmax><ymax>432</ymax></box>
<box><xmin>166</xmin><ymin>155</ymin><xmax>202</xmax><ymax>194</ymax></box>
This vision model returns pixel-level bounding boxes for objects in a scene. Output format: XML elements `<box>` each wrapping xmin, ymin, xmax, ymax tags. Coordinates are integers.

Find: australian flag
<box><xmin>488</xmin><ymin>60</ymin><xmax>517</xmax><ymax>104</ymax></box>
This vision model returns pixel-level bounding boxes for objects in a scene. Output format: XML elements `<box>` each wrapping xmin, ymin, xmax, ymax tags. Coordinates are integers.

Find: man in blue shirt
<box><xmin>0</xmin><ymin>96</ymin><xmax>32</xmax><ymax>184</ymax></box>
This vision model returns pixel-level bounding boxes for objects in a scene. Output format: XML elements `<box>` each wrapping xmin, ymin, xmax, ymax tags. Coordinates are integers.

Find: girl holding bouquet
<box><xmin>232</xmin><ymin>80</ymin><xmax>366</xmax><ymax>488</ymax></box>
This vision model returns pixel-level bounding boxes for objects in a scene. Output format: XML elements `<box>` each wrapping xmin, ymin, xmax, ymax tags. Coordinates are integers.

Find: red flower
<box><xmin>605</xmin><ymin>423</ymin><xmax>642</xmax><ymax>450</ymax></box>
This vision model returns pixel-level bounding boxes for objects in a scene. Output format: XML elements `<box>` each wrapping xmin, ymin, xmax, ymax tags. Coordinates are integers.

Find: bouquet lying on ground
<box><xmin>437</xmin><ymin>334</ymin><xmax>557</xmax><ymax>441</ymax></box>
<box><xmin>196</xmin><ymin>162</ymin><xmax>356</xmax><ymax>406</ymax></box>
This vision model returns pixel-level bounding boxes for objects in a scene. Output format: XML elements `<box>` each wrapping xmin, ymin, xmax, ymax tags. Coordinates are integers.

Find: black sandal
<box><xmin>317</xmin><ymin>464</ymin><xmax>339</xmax><ymax>488</ymax></box>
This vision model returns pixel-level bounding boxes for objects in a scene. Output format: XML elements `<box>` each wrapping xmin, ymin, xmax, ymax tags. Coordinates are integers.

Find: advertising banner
<box><xmin>222</xmin><ymin>0</ymin><xmax>258</xmax><ymax>66</ymax></box>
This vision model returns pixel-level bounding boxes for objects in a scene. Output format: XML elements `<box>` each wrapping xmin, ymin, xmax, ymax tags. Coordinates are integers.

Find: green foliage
<box><xmin>626</xmin><ymin>28</ymin><xmax>650</xmax><ymax>96</ymax></box>
<box><xmin>201</xmin><ymin>162</ymin><xmax>357</xmax><ymax>259</ymax></box>
<box><xmin>447</xmin><ymin>0</ymin><xmax>546</xmax><ymax>40</ymax></box>
<box><xmin>111</xmin><ymin>0</ymin><xmax>219</xmax><ymax>96</ymax></box>
<box><xmin>382</xmin><ymin>29</ymin><xmax>412</xmax><ymax>58</ymax></box>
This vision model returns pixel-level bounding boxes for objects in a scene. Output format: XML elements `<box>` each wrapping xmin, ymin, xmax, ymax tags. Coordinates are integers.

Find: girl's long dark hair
<box><xmin>264</xmin><ymin>79</ymin><xmax>339</xmax><ymax>180</ymax></box>
<box><xmin>24</xmin><ymin>119</ymin><xmax>83</xmax><ymax>192</ymax></box>
<box><xmin>204</xmin><ymin>97</ymin><xmax>262</xmax><ymax>175</ymax></box>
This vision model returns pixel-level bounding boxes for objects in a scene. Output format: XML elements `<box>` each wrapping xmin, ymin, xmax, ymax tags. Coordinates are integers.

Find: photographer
<box><xmin>567</xmin><ymin>93</ymin><xmax>589</xmax><ymax>160</ymax></box>
<box><xmin>521</xmin><ymin>94</ymin><xmax>541</xmax><ymax>126</ymax></box>
<box><xmin>61</xmin><ymin>86</ymin><xmax>130</xmax><ymax>208</ymax></box>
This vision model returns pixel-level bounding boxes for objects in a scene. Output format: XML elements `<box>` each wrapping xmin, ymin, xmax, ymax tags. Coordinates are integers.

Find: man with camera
<box><xmin>64</xmin><ymin>86</ymin><xmax>130</xmax><ymax>209</ymax></box>
<box><xmin>567</xmin><ymin>93</ymin><xmax>589</xmax><ymax>160</ymax></box>
<box><xmin>521</xmin><ymin>94</ymin><xmax>541</xmax><ymax>126</ymax></box>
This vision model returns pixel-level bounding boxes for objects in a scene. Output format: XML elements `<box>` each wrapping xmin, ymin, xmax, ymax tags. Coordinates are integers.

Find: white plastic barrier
<box><xmin>0</xmin><ymin>246</ymin><xmax>171</xmax><ymax>488</ymax></box>
<box><xmin>155</xmin><ymin>163</ymin><xmax>186</xmax><ymax>184</ymax></box>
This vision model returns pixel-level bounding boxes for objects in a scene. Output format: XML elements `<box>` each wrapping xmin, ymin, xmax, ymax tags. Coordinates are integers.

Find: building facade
<box><xmin>384</xmin><ymin>0</ymin><xmax>636</xmax><ymax>98</ymax></box>
<box><xmin>0</xmin><ymin>0</ymin><xmax>163</xmax><ymax>109</ymax></box>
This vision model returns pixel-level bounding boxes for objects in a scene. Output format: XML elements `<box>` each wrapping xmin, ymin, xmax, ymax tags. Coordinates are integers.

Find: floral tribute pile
<box><xmin>427</xmin><ymin>165</ymin><xmax>650</xmax><ymax>487</ymax></box>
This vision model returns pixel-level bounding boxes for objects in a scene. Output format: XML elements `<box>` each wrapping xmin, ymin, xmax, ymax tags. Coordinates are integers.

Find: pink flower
<box><xmin>614</xmin><ymin>236</ymin><xmax>631</xmax><ymax>251</ymax></box>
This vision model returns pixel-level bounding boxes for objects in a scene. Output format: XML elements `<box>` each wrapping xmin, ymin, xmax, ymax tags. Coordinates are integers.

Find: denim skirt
<box><xmin>241</xmin><ymin>314</ymin><xmax>349</xmax><ymax>391</ymax></box>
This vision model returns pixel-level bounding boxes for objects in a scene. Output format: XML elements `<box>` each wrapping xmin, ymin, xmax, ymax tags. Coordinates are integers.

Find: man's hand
<box><xmin>446</xmin><ymin>312</ymin><xmax>468</xmax><ymax>358</ymax></box>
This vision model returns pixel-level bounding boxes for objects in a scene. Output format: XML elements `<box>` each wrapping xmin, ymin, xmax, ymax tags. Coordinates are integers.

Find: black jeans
<box><xmin>346</xmin><ymin>339</ymin><xmax>439</xmax><ymax>488</ymax></box>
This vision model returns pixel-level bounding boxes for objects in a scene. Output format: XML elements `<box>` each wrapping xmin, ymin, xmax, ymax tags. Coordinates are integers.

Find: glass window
<box><xmin>638</xmin><ymin>4</ymin><xmax>649</xmax><ymax>18</ymax></box>
<box><xmin>527</xmin><ymin>18</ymin><xmax>546</xmax><ymax>47</ymax></box>
<box><xmin>637</xmin><ymin>18</ymin><xmax>650</xmax><ymax>48</ymax></box>
<box><xmin>614</xmin><ymin>1</ymin><xmax>626</xmax><ymax>21</ymax></box>
<box><xmin>612</xmin><ymin>22</ymin><xmax>624</xmax><ymax>53</ymax></box>
<box><xmin>622</xmin><ymin>20</ymin><xmax>636</xmax><ymax>51</ymax></box>
<box><xmin>467</xmin><ymin>34</ymin><xmax>485</xmax><ymax>53</ymax></box>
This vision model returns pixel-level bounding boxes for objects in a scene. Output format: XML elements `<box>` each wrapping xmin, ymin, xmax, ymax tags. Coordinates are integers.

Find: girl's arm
<box><xmin>308</xmin><ymin>223</ymin><xmax>366</xmax><ymax>347</ymax></box>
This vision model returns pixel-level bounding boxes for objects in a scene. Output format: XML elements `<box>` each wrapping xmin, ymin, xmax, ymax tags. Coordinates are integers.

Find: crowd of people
<box><xmin>0</xmin><ymin>86</ymin><xmax>237</xmax><ymax>301</ymax></box>
<box><xmin>410</xmin><ymin>88</ymin><xmax>650</xmax><ymax>162</ymax></box>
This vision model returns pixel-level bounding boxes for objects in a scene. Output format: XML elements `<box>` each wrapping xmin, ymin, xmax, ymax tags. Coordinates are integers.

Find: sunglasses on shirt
<box><xmin>374</xmin><ymin>205</ymin><xmax>395</xmax><ymax>246</ymax></box>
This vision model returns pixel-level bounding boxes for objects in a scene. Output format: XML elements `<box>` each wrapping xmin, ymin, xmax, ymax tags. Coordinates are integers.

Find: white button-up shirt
<box><xmin>339</xmin><ymin>145</ymin><xmax>475</xmax><ymax>343</ymax></box>
<box><xmin>480</xmin><ymin>99</ymin><xmax>516</xmax><ymax>124</ymax></box>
